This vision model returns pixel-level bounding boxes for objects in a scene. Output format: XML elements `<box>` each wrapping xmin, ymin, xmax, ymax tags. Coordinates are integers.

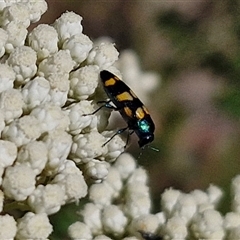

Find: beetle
<box><xmin>94</xmin><ymin>70</ymin><xmax>155</xmax><ymax>149</ymax></box>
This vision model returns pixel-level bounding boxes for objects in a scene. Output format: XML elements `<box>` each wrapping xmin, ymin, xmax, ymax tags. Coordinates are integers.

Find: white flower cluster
<box><xmin>68</xmin><ymin>157</ymin><xmax>240</xmax><ymax>240</ymax></box>
<box><xmin>0</xmin><ymin>1</ymin><xmax>150</xmax><ymax>239</ymax></box>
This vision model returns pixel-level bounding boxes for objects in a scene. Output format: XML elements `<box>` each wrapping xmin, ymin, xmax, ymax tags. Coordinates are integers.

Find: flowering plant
<box><xmin>0</xmin><ymin>1</ymin><xmax>239</xmax><ymax>240</ymax></box>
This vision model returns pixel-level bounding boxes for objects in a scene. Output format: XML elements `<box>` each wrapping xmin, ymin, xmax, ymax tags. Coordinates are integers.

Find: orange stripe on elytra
<box><xmin>105</xmin><ymin>78</ymin><xmax>116</xmax><ymax>86</ymax></box>
<box><xmin>135</xmin><ymin>107</ymin><xmax>145</xmax><ymax>119</ymax></box>
<box><xmin>124</xmin><ymin>107</ymin><xmax>132</xmax><ymax>117</ymax></box>
<box><xmin>116</xmin><ymin>91</ymin><xmax>133</xmax><ymax>101</ymax></box>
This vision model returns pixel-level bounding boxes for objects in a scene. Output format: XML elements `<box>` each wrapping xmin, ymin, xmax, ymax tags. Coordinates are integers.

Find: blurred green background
<box><xmin>37</xmin><ymin>1</ymin><xmax>240</xmax><ymax>239</ymax></box>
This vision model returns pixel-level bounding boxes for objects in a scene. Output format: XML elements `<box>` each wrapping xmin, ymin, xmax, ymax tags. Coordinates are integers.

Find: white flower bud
<box><xmin>114</xmin><ymin>153</ymin><xmax>137</xmax><ymax>180</ymax></box>
<box><xmin>30</xmin><ymin>104</ymin><xmax>69</xmax><ymax>132</ymax></box>
<box><xmin>38</xmin><ymin>50</ymin><xmax>75</xmax><ymax>77</ymax></box>
<box><xmin>4</xmin><ymin>22</ymin><xmax>28</xmax><ymax>52</ymax></box>
<box><xmin>0</xmin><ymin>140</ymin><xmax>17</xmax><ymax>168</ymax></box>
<box><xmin>69</xmin><ymin>65</ymin><xmax>99</xmax><ymax>100</ymax></box>
<box><xmin>67</xmin><ymin>100</ymin><xmax>98</xmax><ymax>135</ymax></box>
<box><xmin>52</xmin><ymin>159</ymin><xmax>88</xmax><ymax>203</ymax></box>
<box><xmin>27</xmin><ymin>0</ymin><xmax>48</xmax><ymax>23</ymax></box>
<box><xmin>81</xmin><ymin>203</ymin><xmax>102</xmax><ymax>235</ymax></box>
<box><xmin>128</xmin><ymin>167</ymin><xmax>148</xmax><ymax>185</ymax></box>
<box><xmin>63</xmin><ymin>33</ymin><xmax>93</xmax><ymax>64</ymax></box>
<box><xmin>58</xmin><ymin>171</ymin><xmax>87</xmax><ymax>203</ymax></box>
<box><xmin>53</xmin><ymin>12</ymin><xmax>83</xmax><ymax>45</ymax></box>
<box><xmin>162</xmin><ymin>216</ymin><xmax>188</xmax><ymax>240</ymax></box>
<box><xmin>68</xmin><ymin>222</ymin><xmax>92</xmax><ymax>240</ymax></box>
<box><xmin>28</xmin><ymin>184</ymin><xmax>65</xmax><ymax>215</ymax></box>
<box><xmin>71</xmin><ymin>130</ymin><xmax>107</xmax><ymax>163</ymax></box>
<box><xmin>16</xmin><ymin>141</ymin><xmax>48</xmax><ymax>175</ymax></box>
<box><xmin>2</xmin><ymin>164</ymin><xmax>36</xmax><ymax>201</ymax></box>
<box><xmin>28</xmin><ymin>24</ymin><xmax>58</xmax><ymax>60</ymax></box>
<box><xmin>224</xmin><ymin>212</ymin><xmax>240</xmax><ymax>229</ymax></box>
<box><xmin>16</xmin><ymin>212</ymin><xmax>53</xmax><ymax>239</ymax></box>
<box><xmin>85</xmin><ymin>159</ymin><xmax>110</xmax><ymax>182</ymax></box>
<box><xmin>21</xmin><ymin>76</ymin><xmax>51</xmax><ymax>112</ymax></box>
<box><xmin>47</xmin><ymin>72</ymin><xmax>70</xmax><ymax>106</ymax></box>
<box><xmin>7</xmin><ymin>46</ymin><xmax>37</xmax><ymax>84</ymax></box>
<box><xmin>190</xmin><ymin>189</ymin><xmax>209</xmax><ymax>206</ymax></box>
<box><xmin>161</xmin><ymin>188</ymin><xmax>181</xmax><ymax>216</ymax></box>
<box><xmin>0</xmin><ymin>63</ymin><xmax>16</xmax><ymax>93</ymax></box>
<box><xmin>2</xmin><ymin>115</ymin><xmax>42</xmax><ymax>147</ymax></box>
<box><xmin>0</xmin><ymin>29</ymin><xmax>8</xmax><ymax>57</ymax></box>
<box><xmin>191</xmin><ymin>209</ymin><xmax>224</xmax><ymax>239</ymax></box>
<box><xmin>105</xmin><ymin>167</ymin><xmax>122</xmax><ymax>196</ymax></box>
<box><xmin>87</xmin><ymin>42</ymin><xmax>119</xmax><ymax>69</ymax></box>
<box><xmin>207</xmin><ymin>184</ymin><xmax>223</xmax><ymax>206</ymax></box>
<box><xmin>1</xmin><ymin>3</ymin><xmax>30</xmax><ymax>28</ymax></box>
<box><xmin>0</xmin><ymin>88</ymin><xmax>23</xmax><ymax>123</ymax></box>
<box><xmin>102</xmin><ymin>131</ymin><xmax>125</xmax><ymax>161</ymax></box>
<box><xmin>172</xmin><ymin>194</ymin><xmax>197</xmax><ymax>223</ymax></box>
<box><xmin>130</xmin><ymin>214</ymin><xmax>159</xmax><ymax>238</ymax></box>
<box><xmin>43</xmin><ymin>130</ymin><xmax>72</xmax><ymax>175</ymax></box>
<box><xmin>102</xmin><ymin>205</ymin><xmax>128</xmax><ymax>237</ymax></box>
<box><xmin>89</xmin><ymin>182</ymin><xmax>114</xmax><ymax>206</ymax></box>
<box><xmin>124</xmin><ymin>189</ymin><xmax>151</xmax><ymax>218</ymax></box>
<box><xmin>0</xmin><ymin>214</ymin><xmax>17</xmax><ymax>240</ymax></box>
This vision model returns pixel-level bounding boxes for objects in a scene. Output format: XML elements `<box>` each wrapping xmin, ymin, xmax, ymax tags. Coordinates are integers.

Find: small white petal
<box><xmin>21</xmin><ymin>76</ymin><xmax>51</xmax><ymax>112</ymax></box>
<box><xmin>102</xmin><ymin>131</ymin><xmax>125</xmax><ymax>161</ymax></box>
<box><xmin>28</xmin><ymin>24</ymin><xmax>58</xmax><ymax>60</ymax></box>
<box><xmin>161</xmin><ymin>188</ymin><xmax>181</xmax><ymax>216</ymax></box>
<box><xmin>191</xmin><ymin>209</ymin><xmax>224</xmax><ymax>239</ymax></box>
<box><xmin>0</xmin><ymin>3</ymin><xmax>30</xmax><ymax>28</ymax></box>
<box><xmin>7</xmin><ymin>46</ymin><xmax>37</xmax><ymax>84</ymax></box>
<box><xmin>38</xmin><ymin>49</ymin><xmax>75</xmax><ymax>77</ymax></box>
<box><xmin>89</xmin><ymin>182</ymin><xmax>114</xmax><ymax>206</ymax></box>
<box><xmin>2</xmin><ymin>164</ymin><xmax>36</xmax><ymax>201</ymax></box>
<box><xmin>130</xmin><ymin>214</ymin><xmax>160</xmax><ymax>237</ymax></box>
<box><xmin>16</xmin><ymin>212</ymin><xmax>53</xmax><ymax>239</ymax></box>
<box><xmin>43</xmin><ymin>130</ymin><xmax>72</xmax><ymax>175</ymax></box>
<box><xmin>69</xmin><ymin>65</ymin><xmax>99</xmax><ymax>100</ymax></box>
<box><xmin>28</xmin><ymin>184</ymin><xmax>65</xmax><ymax>215</ymax></box>
<box><xmin>0</xmin><ymin>214</ymin><xmax>17</xmax><ymax>240</ymax></box>
<box><xmin>207</xmin><ymin>184</ymin><xmax>223</xmax><ymax>206</ymax></box>
<box><xmin>53</xmin><ymin>11</ymin><xmax>83</xmax><ymax>45</ymax></box>
<box><xmin>67</xmin><ymin>100</ymin><xmax>98</xmax><ymax>135</ymax></box>
<box><xmin>162</xmin><ymin>216</ymin><xmax>188</xmax><ymax>240</ymax></box>
<box><xmin>102</xmin><ymin>205</ymin><xmax>128</xmax><ymax>237</ymax></box>
<box><xmin>0</xmin><ymin>28</ymin><xmax>8</xmax><ymax>57</ymax></box>
<box><xmin>63</xmin><ymin>33</ymin><xmax>93</xmax><ymax>64</ymax></box>
<box><xmin>0</xmin><ymin>88</ymin><xmax>23</xmax><ymax>123</ymax></box>
<box><xmin>4</xmin><ymin>22</ymin><xmax>28</xmax><ymax>52</ymax></box>
<box><xmin>81</xmin><ymin>203</ymin><xmax>103</xmax><ymax>235</ymax></box>
<box><xmin>30</xmin><ymin>104</ymin><xmax>70</xmax><ymax>132</ymax></box>
<box><xmin>16</xmin><ymin>141</ymin><xmax>48</xmax><ymax>175</ymax></box>
<box><xmin>0</xmin><ymin>140</ymin><xmax>17</xmax><ymax>168</ymax></box>
<box><xmin>114</xmin><ymin>153</ymin><xmax>137</xmax><ymax>180</ymax></box>
<box><xmin>85</xmin><ymin>159</ymin><xmax>110</xmax><ymax>182</ymax></box>
<box><xmin>71</xmin><ymin>130</ymin><xmax>107</xmax><ymax>163</ymax></box>
<box><xmin>2</xmin><ymin>115</ymin><xmax>42</xmax><ymax>147</ymax></box>
<box><xmin>26</xmin><ymin>0</ymin><xmax>48</xmax><ymax>23</ymax></box>
<box><xmin>87</xmin><ymin>42</ymin><xmax>119</xmax><ymax>69</ymax></box>
<box><xmin>0</xmin><ymin>63</ymin><xmax>16</xmax><ymax>93</ymax></box>
<box><xmin>68</xmin><ymin>222</ymin><xmax>92</xmax><ymax>240</ymax></box>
